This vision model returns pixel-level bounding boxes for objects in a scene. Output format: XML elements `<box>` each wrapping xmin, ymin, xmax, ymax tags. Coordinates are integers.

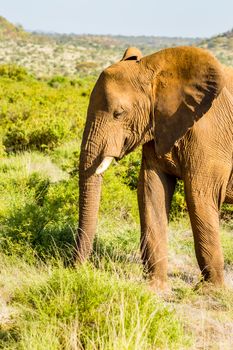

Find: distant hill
<box><xmin>0</xmin><ymin>15</ymin><xmax>232</xmax><ymax>77</ymax></box>
<box><xmin>200</xmin><ymin>28</ymin><xmax>233</xmax><ymax>66</ymax></box>
<box><xmin>0</xmin><ymin>16</ymin><xmax>29</xmax><ymax>40</ymax></box>
<box><xmin>219</xmin><ymin>28</ymin><xmax>233</xmax><ymax>38</ymax></box>
<box><xmin>37</xmin><ymin>32</ymin><xmax>200</xmax><ymax>54</ymax></box>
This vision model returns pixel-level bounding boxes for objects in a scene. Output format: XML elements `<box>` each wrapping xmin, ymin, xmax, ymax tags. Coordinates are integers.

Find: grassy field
<box><xmin>0</xmin><ymin>63</ymin><xmax>232</xmax><ymax>349</ymax></box>
<box><xmin>0</xmin><ymin>219</ymin><xmax>232</xmax><ymax>349</ymax></box>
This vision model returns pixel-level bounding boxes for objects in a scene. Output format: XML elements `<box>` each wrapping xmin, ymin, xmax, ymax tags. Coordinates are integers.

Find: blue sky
<box><xmin>1</xmin><ymin>0</ymin><xmax>233</xmax><ymax>38</ymax></box>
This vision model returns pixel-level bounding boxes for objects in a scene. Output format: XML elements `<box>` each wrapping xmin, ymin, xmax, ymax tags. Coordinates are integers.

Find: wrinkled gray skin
<box><xmin>76</xmin><ymin>46</ymin><xmax>233</xmax><ymax>291</ymax></box>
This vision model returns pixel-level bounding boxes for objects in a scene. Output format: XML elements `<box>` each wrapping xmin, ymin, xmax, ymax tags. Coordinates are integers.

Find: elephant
<box><xmin>76</xmin><ymin>45</ymin><xmax>233</xmax><ymax>291</ymax></box>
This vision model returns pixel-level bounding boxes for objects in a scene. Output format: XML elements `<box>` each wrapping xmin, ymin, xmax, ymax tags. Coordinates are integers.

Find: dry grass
<box><xmin>166</xmin><ymin>225</ymin><xmax>233</xmax><ymax>350</ymax></box>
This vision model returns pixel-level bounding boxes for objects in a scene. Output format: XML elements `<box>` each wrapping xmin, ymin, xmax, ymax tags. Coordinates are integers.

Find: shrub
<box><xmin>75</xmin><ymin>61</ymin><xmax>99</xmax><ymax>74</ymax></box>
<box><xmin>0</xmin><ymin>71</ymin><xmax>92</xmax><ymax>152</ymax></box>
<box><xmin>0</xmin><ymin>153</ymin><xmax>77</xmax><ymax>259</ymax></box>
<box><xmin>0</xmin><ymin>64</ymin><xmax>28</xmax><ymax>80</ymax></box>
<box><xmin>47</xmin><ymin>75</ymin><xmax>68</xmax><ymax>88</ymax></box>
<box><xmin>0</xmin><ymin>137</ymin><xmax>6</xmax><ymax>157</ymax></box>
<box><xmin>1</xmin><ymin>177</ymin><xmax>78</xmax><ymax>258</ymax></box>
<box><xmin>4</xmin><ymin>123</ymin><xmax>29</xmax><ymax>151</ymax></box>
<box><xmin>170</xmin><ymin>181</ymin><xmax>187</xmax><ymax>220</ymax></box>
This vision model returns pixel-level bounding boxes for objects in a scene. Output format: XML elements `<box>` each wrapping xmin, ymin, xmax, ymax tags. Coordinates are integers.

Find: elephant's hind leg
<box><xmin>184</xmin><ymin>171</ymin><xmax>227</xmax><ymax>286</ymax></box>
<box><xmin>137</xmin><ymin>142</ymin><xmax>176</xmax><ymax>291</ymax></box>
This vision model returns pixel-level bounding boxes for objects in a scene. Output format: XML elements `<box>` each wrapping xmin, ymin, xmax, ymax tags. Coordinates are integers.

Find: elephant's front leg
<box><xmin>137</xmin><ymin>142</ymin><xmax>176</xmax><ymax>291</ymax></box>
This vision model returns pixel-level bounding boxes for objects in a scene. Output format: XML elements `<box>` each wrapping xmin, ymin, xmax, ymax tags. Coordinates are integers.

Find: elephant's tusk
<box><xmin>95</xmin><ymin>156</ymin><xmax>114</xmax><ymax>175</ymax></box>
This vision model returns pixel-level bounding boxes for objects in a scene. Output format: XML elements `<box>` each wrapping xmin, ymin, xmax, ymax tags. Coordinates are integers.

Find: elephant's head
<box><xmin>76</xmin><ymin>46</ymin><xmax>224</xmax><ymax>262</ymax></box>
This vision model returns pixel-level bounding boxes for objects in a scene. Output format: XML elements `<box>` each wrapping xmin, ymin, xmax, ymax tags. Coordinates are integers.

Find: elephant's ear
<box><xmin>148</xmin><ymin>47</ymin><xmax>224</xmax><ymax>155</ymax></box>
<box><xmin>121</xmin><ymin>47</ymin><xmax>142</xmax><ymax>61</ymax></box>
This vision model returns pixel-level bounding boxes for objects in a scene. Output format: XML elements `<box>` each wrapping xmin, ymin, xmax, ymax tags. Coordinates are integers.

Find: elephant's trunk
<box><xmin>76</xmin><ymin>107</ymin><xmax>123</xmax><ymax>262</ymax></box>
<box><xmin>76</xmin><ymin>120</ymin><xmax>104</xmax><ymax>263</ymax></box>
<box><xmin>76</xmin><ymin>168</ymin><xmax>102</xmax><ymax>262</ymax></box>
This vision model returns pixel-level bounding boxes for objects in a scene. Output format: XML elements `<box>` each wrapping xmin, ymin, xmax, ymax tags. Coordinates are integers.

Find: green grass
<box><xmin>1</xmin><ymin>224</ymin><xmax>233</xmax><ymax>349</ymax></box>
<box><xmin>0</xmin><ymin>254</ymin><xmax>191</xmax><ymax>350</ymax></box>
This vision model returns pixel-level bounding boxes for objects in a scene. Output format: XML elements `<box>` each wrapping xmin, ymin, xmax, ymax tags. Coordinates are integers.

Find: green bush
<box><xmin>101</xmin><ymin>164</ymin><xmax>139</xmax><ymax>222</ymax></box>
<box><xmin>1</xmin><ymin>177</ymin><xmax>78</xmax><ymax>258</ymax></box>
<box><xmin>0</xmin><ymin>71</ymin><xmax>93</xmax><ymax>152</ymax></box>
<box><xmin>47</xmin><ymin>75</ymin><xmax>68</xmax><ymax>88</ymax></box>
<box><xmin>3</xmin><ymin>117</ymin><xmax>73</xmax><ymax>152</ymax></box>
<box><xmin>0</xmin><ymin>64</ymin><xmax>29</xmax><ymax>80</ymax></box>
<box><xmin>170</xmin><ymin>181</ymin><xmax>187</xmax><ymax>220</ymax></box>
<box><xmin>0</xmin><ymin>153</ymin><xmax>77</xmax><ymax>258</ymax></box>
<box><xmin>4</xmin><ymin>122</ymin><xmax>29</xmax><ymax>151</ymax></box>
<box><xmin>0</xmin><ymin>137</ymin><xmax>6</xmax><ymax>157</ymax></box>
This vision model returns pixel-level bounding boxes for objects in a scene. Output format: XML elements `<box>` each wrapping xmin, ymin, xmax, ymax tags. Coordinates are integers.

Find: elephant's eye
<box><xmin>113</xmin><ymin>109</ymin><xmax>124</xmax><ymax>119</ymax></box>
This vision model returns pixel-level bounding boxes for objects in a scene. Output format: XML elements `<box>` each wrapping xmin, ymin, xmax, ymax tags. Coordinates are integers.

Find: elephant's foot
<box><xmin>148</xmin><ymin>277</ymin><xmax>171</xmax><ymax>295</ymax></box>
<box><xmin>194</xmin><ymin>280</ymin><xmax>226</xmax><ymax>294</ymax></box>
<box><xmin>202</xmin><ymin>267</ymin><xmax>225</xmax><ymax>287</ymax></box>
<box><xmin>194</xmin><ymin>270</ymin><xmax>225</xmax><ymax>292</ymax></box>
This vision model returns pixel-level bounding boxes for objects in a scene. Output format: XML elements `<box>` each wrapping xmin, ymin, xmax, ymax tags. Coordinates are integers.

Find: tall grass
<box><xmin>0</xmin><ymin>253</ymin><xmax>191</xmax><ymax>350</ymax></box>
